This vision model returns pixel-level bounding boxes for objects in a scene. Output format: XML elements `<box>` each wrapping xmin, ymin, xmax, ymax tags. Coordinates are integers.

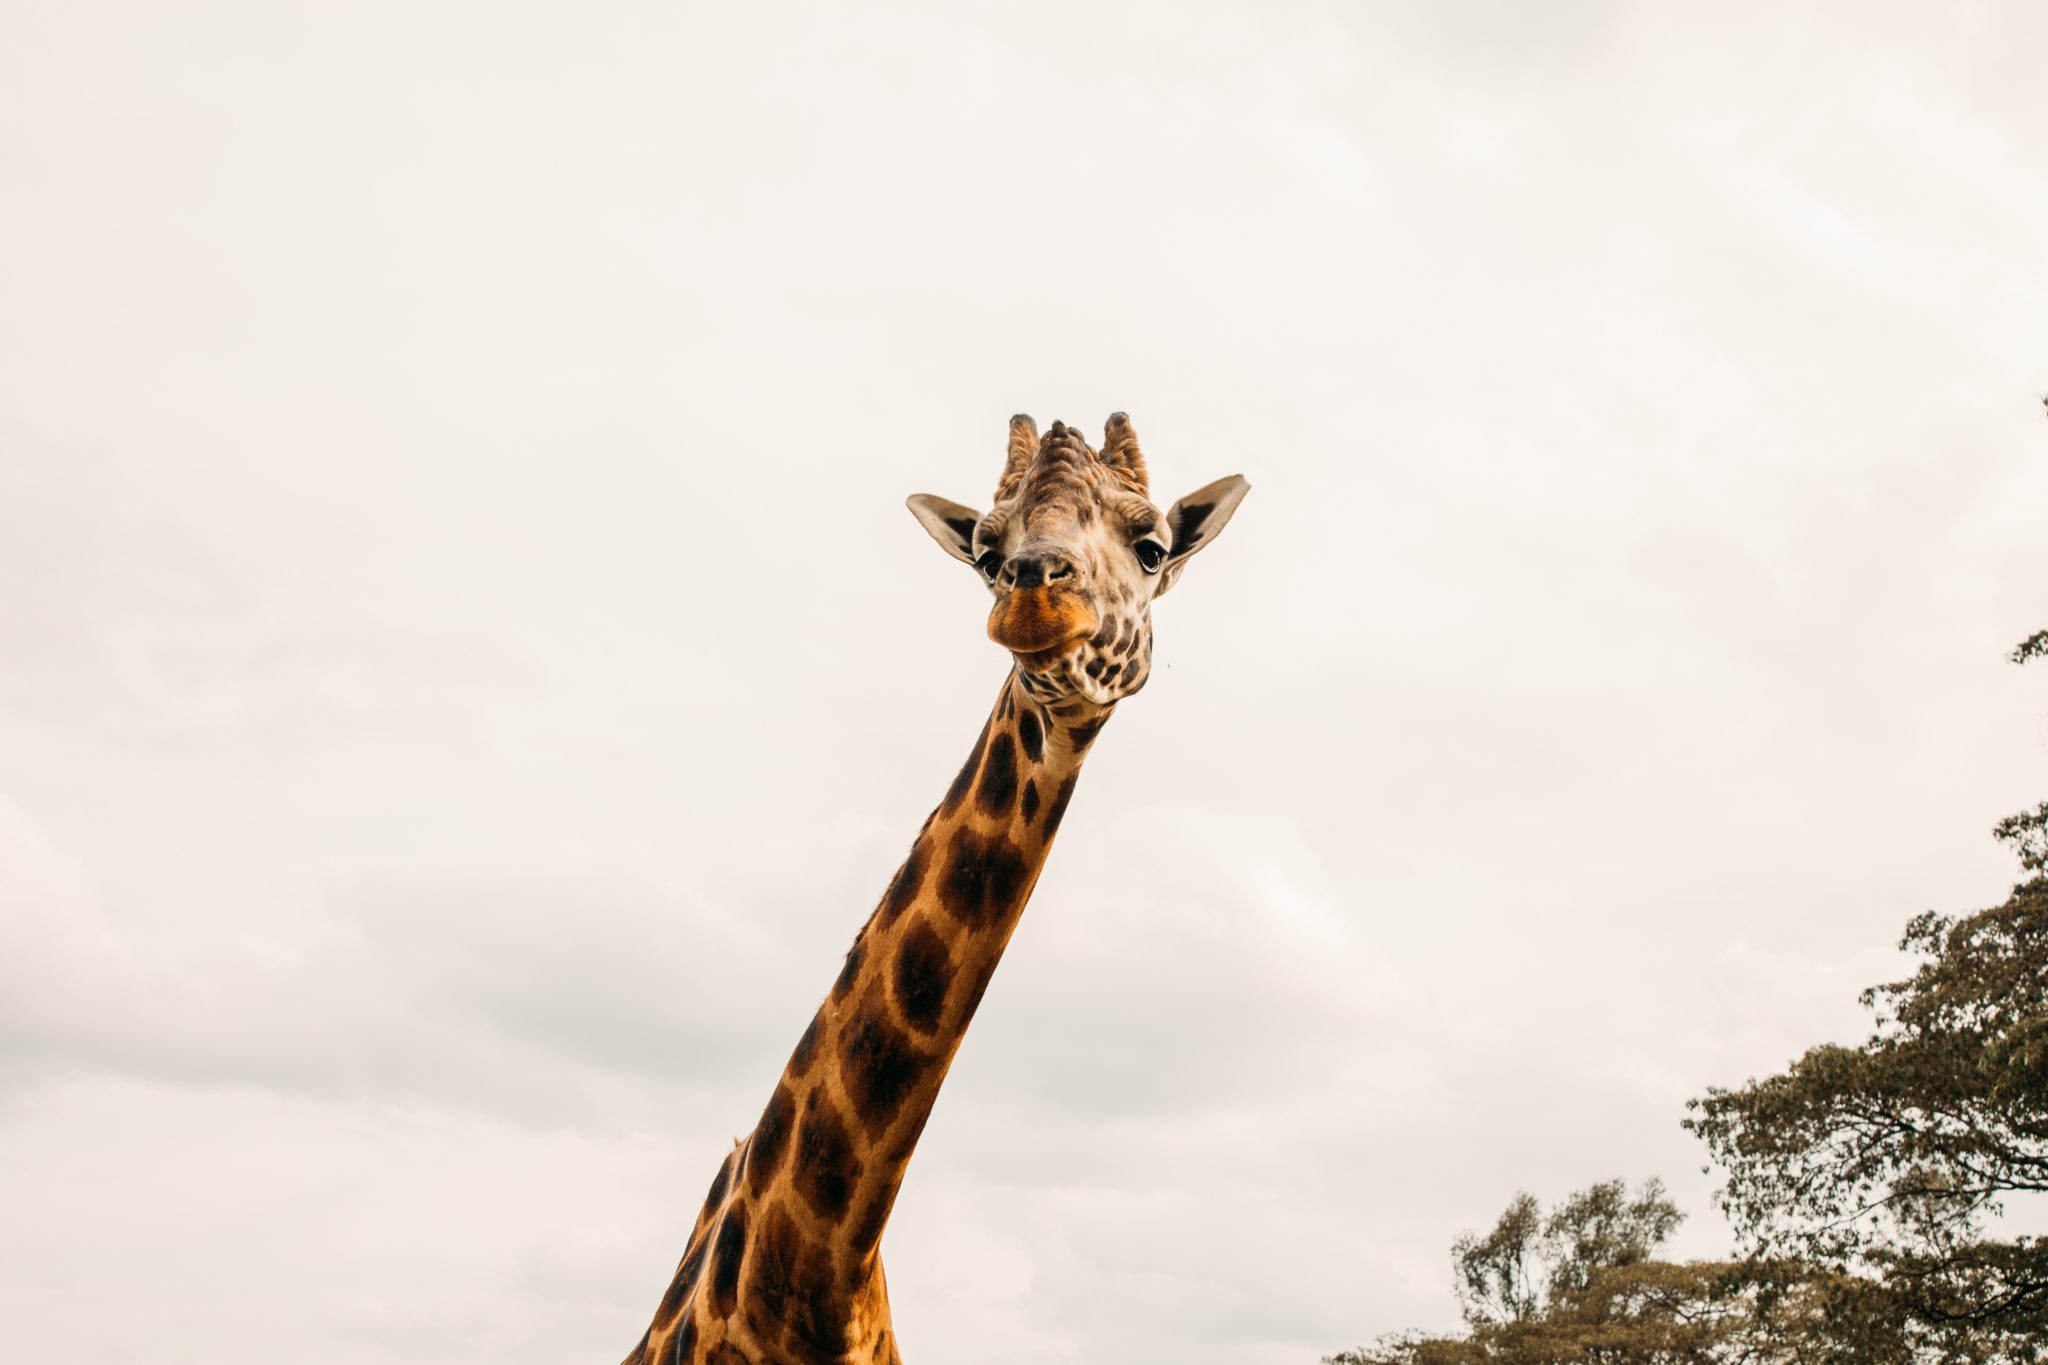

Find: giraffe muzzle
<box><xmin>987</xmin><ymin>585</ymin><xmax>1098</xmax><ymax>656</ymax></box>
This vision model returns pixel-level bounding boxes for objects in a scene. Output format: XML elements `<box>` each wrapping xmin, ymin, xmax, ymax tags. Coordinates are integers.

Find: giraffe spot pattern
<box><xmin>831</xmin><ymin>931</ymin><xmax>866</xmax><ymax>1003</ymax></box>
<box><xmin>939</xmin><ymin>718</ymin><xmax>990</xmax><ymax>817</ymax></box>
<box><xmin>708</xmin><ymin>1204</ymin><xmax>748</xmax><ymax>1319</ymax></box>
<box><xmin>961</xmin><ymin>953</ymin><xmax>1004</xmax><ymax>1020</ymax></box>
<box><xmin>937</xmin><ymin>827</ymin><xmax>1030</xmax><ymax>930</ymax></box>
<box><xmin>700</xmin><ymin>1149</ymin><xmax>734</xmax><ymax>1226</ymax></box>
<box><xmin>974</xmin><ymin>733</ymin><xmax>1018</xmax><ymax>817</ymax></box>
<box><xmin>655</xmin><ymin>1232</ymin><xmax>708</xmax><ymax>1332</ymax></box>
<box><xmin>1020</xmin><ymin>671</ymin><xmax>1061</xmax><ymax>701</ymax></box>
<box><xmin>746</xmin><ymin>1203</ymin><xmax>842</xmax><ymax>1358</ymax></box>
<box><xmin>849</xmin><ymin>1172</ymin><xmax>895</xmax><ymax>1256</ymax></box>
<box><xmin>877</xmin><ymin>840</ymin><xmax>926</xmax><ymax>930</ymax></box>
<box><xmin>788</xmin><ymin>1015</ymin><xmax>821</xmax><ymax>1079</ymax></box>
<box><xmin>1066</xmin><ymin>716</ymin><xmax>1106</xmax><ymax>751</ymax></box>
<box><xmin>892</xmin><ymin>923</ymin><xmax>953</xmax><ymax>1034</ymax></box>
<box><xmin>747</xmin><ymin>1084</ymin><xmax>795</xmax><ymax>1199</ymax></box>
<box><xmin>840</xmin><ymin>1004</ymin><xmax>935</xmax><ymax>1134</ymax></box>
<box><xmin>651</xmin><ymin>1268</ymin><xmax>692</xmax><ymax>1342</ymax></box>
<box><xmin>1020</xmin><ymin>779</ymin><xmax>1040</xmax><ymax>825</ymax></box>
<box><xmin>793</xmin><ymin>1090</ymin><xmax>862</xmax><ymax>1223</ymax></box>
<box><xmin>1043</xmin><ymin>775</ymin><xmax>1079</xmax><ymax>838</ymax></box>
<box><xmin>1016</xmin><ymin>708</ymin><xmax>1044</xmax><ymax>763</ymax></box>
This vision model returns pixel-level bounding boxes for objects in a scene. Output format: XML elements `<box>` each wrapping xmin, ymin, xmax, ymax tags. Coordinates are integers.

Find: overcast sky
<box><xmin>3</xmin><ymin>3</ymin><xmax>2046</xmax><ymax>1362</ymax></box>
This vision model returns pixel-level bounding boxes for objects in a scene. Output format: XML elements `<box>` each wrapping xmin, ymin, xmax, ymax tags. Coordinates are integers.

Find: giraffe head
<box><xmin>907</xmin><ymin>413</ymin><xmax>1249</xmax><ymax>707</ymax></box>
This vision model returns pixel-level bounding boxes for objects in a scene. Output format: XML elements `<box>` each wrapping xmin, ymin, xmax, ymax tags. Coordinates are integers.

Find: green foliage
<box><xmin>2000</xmin><ymin>637</ymin><xmax>2048</xmax><ymax>876</ymax></box>
<box><xmin>1538</xmin><ymin>1178</ymin><xmax>1687</xmax><ymax>1304</ymax></box>
<box><xmin>1326</xmin><ymin>1183</ymin><xmax>1916</xmax><ymax>1365</ymax></box>
<box><xmin>1689</xmin><ymin>887</ymin><xmax>2048</xmax><ymax>1255</ymax></box>
<box><xmin>1450</xmin><ymin>1192</ymin><xmax>1541</xmax><ymax>1326</ymax></box>
<box><xmin>1993</xmin><ymin>802</ymin><xmax>2048</xmax><ymax>880</ymax></box>
<box><xmin>1328</xmin><ymin>1260</ymin><xmax>1923</xmax><ymax>1364</ymax></box>
<box><xmin>1444</xmin><ymin>1178</ymin><xmax>1688</xmax><ymax>1329</ymax></box>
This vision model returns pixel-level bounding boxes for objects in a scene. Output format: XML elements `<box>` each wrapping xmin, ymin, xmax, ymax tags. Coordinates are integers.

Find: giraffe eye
<box><xmin>975</xmin><ymin>549</ymin><xmax>1003</xmax><ymax>582</ymax></box>
<box><xmin>1134</xmin><ymin>539</ymin><xmax>1167</xmax><ymax>573</ymax></box>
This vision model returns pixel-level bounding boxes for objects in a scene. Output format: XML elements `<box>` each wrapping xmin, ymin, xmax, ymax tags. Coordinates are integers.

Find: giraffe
<box><xmin>623</xmin><ymin>413</ymin><xmax>1249</xmax><ymax>1365</ymax></box>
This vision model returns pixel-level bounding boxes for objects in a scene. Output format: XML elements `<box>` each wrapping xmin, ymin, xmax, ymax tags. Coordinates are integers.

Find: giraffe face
<box><xmin>908</xmin><ymin>414</ymin><xmax>1249</xmax><ymax>707</ymax></box>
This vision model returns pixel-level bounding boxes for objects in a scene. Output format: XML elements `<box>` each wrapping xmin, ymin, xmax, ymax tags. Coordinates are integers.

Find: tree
<box><xmin>1449</xmin><ymin>1192</ymin><xmax>1541</xmax><ymax>1326</ymax></box>
<box><xmin>1685</xmin><ymin>630</ymin><xmax>2048</xmax><ymax>1363</ymax></box>
<box><xmin>1441</xmin><ymin>1179</ymin><xmax>1688</xmax><ymax>1330</ymax></box>
<box><xmin>1537</xmin><ymin>1178</ymin><xmax>1687</xmax><ymax>1304</ymax></box>
<box><xmin>1322</xmin><ymin>1180</ymin><xmax>1898</xmax><ymax>1365</ymax></box>
<box><xmin>1331</xmin><ymin>632</ymin><xmax>2046</xmax><ymax>1362</ymax></box>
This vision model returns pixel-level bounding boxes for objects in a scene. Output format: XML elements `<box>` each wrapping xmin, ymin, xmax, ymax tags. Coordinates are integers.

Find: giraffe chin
<box><xmin>1010</xmin><ymin>639</ymin><xmax>1089</xmax><ymax>673</ymax></box>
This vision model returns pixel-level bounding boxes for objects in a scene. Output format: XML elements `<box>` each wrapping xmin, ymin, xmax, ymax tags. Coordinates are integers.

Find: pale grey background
<box><xmin>3</xmin><ymin>2</ymin><xmax>2045</xmax><ymax>1362</ymax></box>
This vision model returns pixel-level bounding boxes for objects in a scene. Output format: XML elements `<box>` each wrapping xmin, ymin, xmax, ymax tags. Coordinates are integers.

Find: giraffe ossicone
<box><xmin>625</xmin><ymin>412</ymin><xmax>1248</xmax><ymax>1365</ymax></box>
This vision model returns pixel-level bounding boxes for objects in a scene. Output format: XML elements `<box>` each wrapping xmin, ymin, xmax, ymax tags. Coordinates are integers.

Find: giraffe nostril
<box><xmin>1004</xmin><ymin>550</ymin><xmax>1078</xmax><ymax>591</ymax></box>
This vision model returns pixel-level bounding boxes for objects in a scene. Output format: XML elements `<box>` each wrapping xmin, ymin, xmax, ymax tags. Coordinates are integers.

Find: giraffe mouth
<box><xmin>987</xmin><ymin>588</ymin><xmax>1097</xmax><ymax>659</ymax></box>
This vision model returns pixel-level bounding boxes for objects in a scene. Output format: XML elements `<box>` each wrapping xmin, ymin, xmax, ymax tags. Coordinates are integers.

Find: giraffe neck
<box><xmin>761</xmin><ymin>666</ymin><xmax>1107</xmax><ymax>1252</ymax></box>
<box><xmin>629</xmin><ymin>668</ymin><xmax>1111</xmax><ymax>1364</ymax></box>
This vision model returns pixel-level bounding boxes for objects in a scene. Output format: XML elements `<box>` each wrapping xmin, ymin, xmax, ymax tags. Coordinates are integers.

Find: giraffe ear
<box><xmin>1156</xmin><ymin>475</ymin><xmax>1250</xmax><ymax>595</ymax></box>
<box><xmin>905</xmin><ymin>494</ymin><xmax>983</xmax><ymax>566</ymax></box>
